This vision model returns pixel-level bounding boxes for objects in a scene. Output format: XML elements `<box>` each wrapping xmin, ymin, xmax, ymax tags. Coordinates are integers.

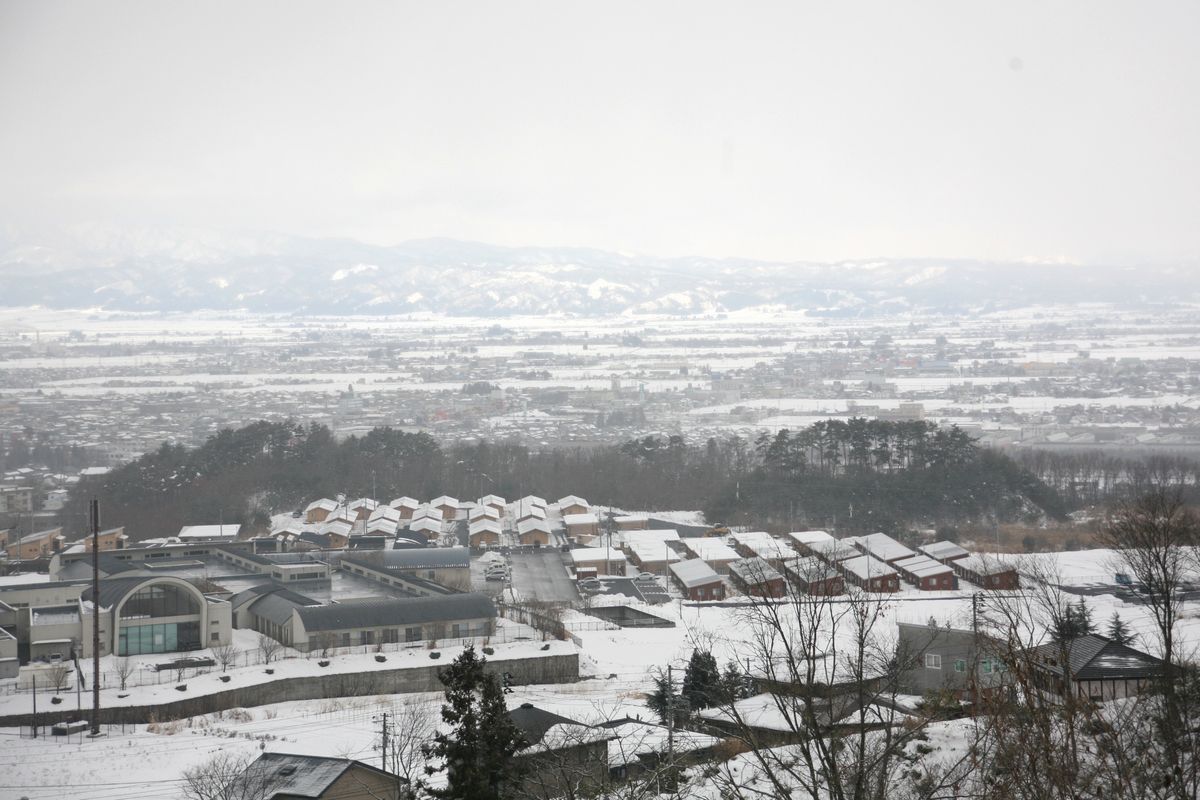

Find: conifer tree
<box><xmin>422</xmin><ymin>646</ymin><xmax>526</xmax><ymax>800</ymax></box>
<box><xmin>1106</xmin><ymin>611</ymin><xmax>1134</xmax><ymax>645</ymax></box>
<box><xmin>682</xmin><ymin>650</ymin><xmax>722</xmax><ymax>712</ymax></box>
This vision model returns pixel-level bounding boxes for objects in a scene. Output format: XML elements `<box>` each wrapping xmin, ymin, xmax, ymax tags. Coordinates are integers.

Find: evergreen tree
<box><xmin>682</xmin><ymin>650</ymin><xmax>722</xmax><ymax>712</ymax></box>
<box><xmin>1074</xmin><ymin>597</ymin><xmax>1094</xmax><ymax>635</ymax></box>
<box><xmin>720</xmin><ymin>660</ymin><xmax>752</xmax><ymax>702</ymax></box>
<box><xmin>646</xmin><ymin>669</ymin><xmax>680</xmax><ymax>725</ymax></box>
<box><xmin>422</xmin><ymin>646</ymin><xmax>526</xmax><ymax>800</ymax></box>
<box><xmin>1054</xmin><ymin>598</ymin><xmax>1096</xmax><ymax>642</ymax></box>
<box><xmin>1106</xmin><ymin>611</ymin><xmax>1134</xmax><ymax>645</ymax></box>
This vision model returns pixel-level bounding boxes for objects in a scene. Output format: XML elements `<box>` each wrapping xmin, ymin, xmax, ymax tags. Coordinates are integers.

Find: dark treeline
<box><xmin>64</xmin><ymin>418</ymin><xmax>1067</xmax><ymax>541</ymax></box>
<box><xmin>1011</xmin><ymin>448</ymin><xmax>1200</xmax><ymax>509</ymax></box>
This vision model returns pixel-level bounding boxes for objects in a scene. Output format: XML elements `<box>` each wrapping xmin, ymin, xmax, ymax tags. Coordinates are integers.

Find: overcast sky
<box><xmin>1</xmin><ymin>1</ymin><xmax>1197</xmax><ymax>265</ymax></box>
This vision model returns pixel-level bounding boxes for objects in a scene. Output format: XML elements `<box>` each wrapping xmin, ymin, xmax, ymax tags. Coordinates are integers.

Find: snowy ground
<box><xmin>5</xmin><ymin>544</ymin><xmax>1200</xmax><ymax>798</ymax></box>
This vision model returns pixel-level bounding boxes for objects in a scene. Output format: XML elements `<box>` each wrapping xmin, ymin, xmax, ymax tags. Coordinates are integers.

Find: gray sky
<box><xmin>1</xmin><ymin>1</ymin><xmax>1197</xmax><ymax>264</ymax></box>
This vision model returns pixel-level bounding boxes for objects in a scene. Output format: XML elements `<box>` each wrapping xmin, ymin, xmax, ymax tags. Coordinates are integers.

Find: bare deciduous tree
<box><xmin>182</xmin><ymin>751</ymin><xmax>279</xmax><ymax>800</ymax></box>
<box><xmin>113</xmin><ymin>657</ymin><xmax>135</xmax><ymax>690</ymax></box>
<box><xmin>213</xmin><ymin>643</ymin><xmax>240</xmax><ymax>673</ymax></box>
<box><xmin>257</xmin><ymin>634</ymin><xmax>282</xmax><ymax>665</ymax></box>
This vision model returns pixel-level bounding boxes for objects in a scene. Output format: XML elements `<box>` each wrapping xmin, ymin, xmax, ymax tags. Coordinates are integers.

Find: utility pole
<box><xmin>380</xmin><ymin>711</ymin><xmax>389</xmax><ymax>771</ymax></box>
<box><xmin>666</xmin><ymin>665</ymin><xmax>674</xmax><ymax>762</ymax></box>
<box><xmin>31</xmin><ymin>674</ymin><xmax>37</xmax><ymax>738</ymax></box>
<box><xmin>90</xmin><ymin>498</ymin><xmax>101</xmax><ymax>736</ymax></box>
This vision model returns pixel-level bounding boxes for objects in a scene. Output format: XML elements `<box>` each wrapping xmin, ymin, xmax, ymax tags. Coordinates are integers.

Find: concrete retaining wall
<box><xmin>1</xmin><ymin>651</ymin><xmax>578</xmax><ymax>728</ymax></box>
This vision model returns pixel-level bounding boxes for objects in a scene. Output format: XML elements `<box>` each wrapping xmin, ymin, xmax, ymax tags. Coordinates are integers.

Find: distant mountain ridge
<box><xmin>0</xmin><ymin>228</ymin><xmax>1194</xmax><ymax>316</ymax></box>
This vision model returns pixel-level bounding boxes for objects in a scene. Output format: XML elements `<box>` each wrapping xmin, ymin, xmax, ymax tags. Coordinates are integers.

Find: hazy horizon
<box><xmin>3</xmin><ymin>1</ymin><xmax>1199</xmax><ymax>267</ymax></box>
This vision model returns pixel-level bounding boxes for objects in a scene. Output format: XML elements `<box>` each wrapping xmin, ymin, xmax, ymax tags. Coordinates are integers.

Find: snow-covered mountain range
<box><xmin>0</xmin><ymin>227</ymin><xmax>1193</xmax><ymax>316</ymax></box>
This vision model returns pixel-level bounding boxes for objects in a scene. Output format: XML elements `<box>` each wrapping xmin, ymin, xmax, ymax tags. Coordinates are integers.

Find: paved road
<box><xmin>509</xmin><ymin>550</ymin><xmax>579</xmax><ymax>603</ymax></box>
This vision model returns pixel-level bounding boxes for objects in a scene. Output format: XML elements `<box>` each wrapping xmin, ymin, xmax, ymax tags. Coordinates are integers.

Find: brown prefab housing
<box><xmin>304</xmin><ymin>498</ymin><xmax>338</xmax><ymax>523</ymax></box>
<box><xmin>952</xmin><ymin>555</ymin><xmax>1019</xmax><ymax>590</ymax></box>
<box><xmin>557</xmin><ymin>495</ymin><xmax>590</xmax><ymax>516</ymax></box>
<box><xmin>563</xmin><ymin>513</ymin><xmax>600</xmax><ymax>540</ymax></box>
<box><xmin>728</xmin><ymin>557</ymin><xmax>786</xmax><ymax>598</ymax></box>
<box><xmin>785</xmin><ymin>530</ymin><xmax>835</xmax><ymax>557</ymax></box>
<box><xmin>469</xmin><ymin>519</ymin><xmax>502</xmax><ymax>547</ymax></box>
<box><xmin>517</xmin><ymin>518</ymin><xmax>553</xmax><ymax>546</ymax></box>
<box><xmin>670</xmin><ymin>558</ymin><xmax>726</xmax><ymax>600</ymax></box>
<box><xmin>5</xmin><ymin>527</ymin><xmax>64</xmax><ymax>560</ymax></box>
<box><xmin>782</xmin><ymin>556</ymin><xmax>845</xmax><ymax>596</ymax></box>
<box><xmin>569</xmin><ymin>546</ymin><xmax>626</xmax><ymax>576</ymax></box>
<box><xmin>852</xmin><ymin>532</ymin><xmax>917</xmax><ymax>565</ymax></box>
<box><xmin>840</xmin><ymin>555</ymin><xmax>900</xmax><ymax>593</ymax></box>
<box><xmin>678</xmin><ymin>537</ymin><xmax>740</xmax><ymax>574</ymax></box>
<box><xmin>615</xmin><ymin>514</ymin><xmax>649</xmax><ymax>530</ymax></box>
<box><xmin>919</xmin><ymin>540</ymin><xmax>971</xmax><ymax>563</ymax></box>
<box><xmin>892</xmin><ymin>554</ymin><xmax>956</xmax><ymax>590</ymax></box>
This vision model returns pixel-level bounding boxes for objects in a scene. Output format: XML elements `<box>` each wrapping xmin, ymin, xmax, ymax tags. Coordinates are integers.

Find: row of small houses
<box><xmin>605</xmin><ymin>527</ymin><xmax>1018</xmax><ymax>601</ymax></box>
<box><xmin>301</xmin><ymin>493</ymin><xmax>603</xmax><ymax>548</ymax></box>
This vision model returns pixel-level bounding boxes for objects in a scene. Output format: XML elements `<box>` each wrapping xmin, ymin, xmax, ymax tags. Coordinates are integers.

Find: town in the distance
<box><xmin>1</xmin><ymin>308</ymin><xmax>1198</xmax><ymax>800</ymax></box>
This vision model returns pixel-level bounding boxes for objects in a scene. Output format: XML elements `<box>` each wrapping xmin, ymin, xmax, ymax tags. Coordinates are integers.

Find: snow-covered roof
<box><xmin>517</xmin><ymin>518</ymin><xmax>552</xmax><ymax>535</ymax></box>
<box><xmin>563</xmin><ymin>513</ymin><xmax>599</xmax><ymax>526</ymax></box>
<box><xmin>626</xmin><ymin>540</ymin><xmax>680</xmax><ymax>563</ymax></box>
<box><xmin>557</xmin><ymin>495</ymin><xmax>588</xmax><ymax>508</ymax></box>
<box><xmin>670</xmin><ymin>558</ymin><xmax>721</xmax><ymax>588</ymax></box>
<box><xmin>680</xmin><ymin>537</ymin><xmax>739</xmax><ymax>563</ymax></box>
<box><xmin>920</xmin><ymin>540</ymin><xmax>971</xmax><ymax>561</ymax></box>
<box><xmin>178</xmin><ymin>524</ymin><xmax>240</xmax><ymax>539</ymax></box>
<box><xmin>389</xmin><ymin>496</ymin><xmax>420</xmax><ymax>510</ymax></box>
<box><xmin>569</xmin><ymin>546</ymin><xmax>625</xmax><ymax>564</ymax></box>
<box><xmin>893</xmin><ymin>554</ymin><xmax>953</xmax><ymax>578</ymax></box>
<box><xmin>729</xmin><ymin>557</ymin><xmax>783</xmax><ymax>585</ymax></box>
<box><xmin>854</xmin><ymin>532</ymin><xmax>916</xmax><ymax>563</ymax></box>
<box><xmin>785</xmin><ymin>530</ymin><xmax>834</xmax><ymax>548</ymax></box>
<box><xmin>840</xmin><ymin>555</ymin><xmax>897</xmax><ymax>581</ymax></box>
<box><xmin>468</xmin><ymin>519</ymin><xmax>502</xmax><ymax>536</ymax></box>
<box><xmin>305</xmin><ymin>498</ymin><xmax>338</xmax><ymax>513</ymax></box>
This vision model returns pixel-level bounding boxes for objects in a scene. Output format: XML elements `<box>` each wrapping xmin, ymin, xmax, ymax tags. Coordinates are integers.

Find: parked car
<box><xmin>634</xmin><ymin>572</ymin><xmax>658</xmax><ymax>582</ymax></box>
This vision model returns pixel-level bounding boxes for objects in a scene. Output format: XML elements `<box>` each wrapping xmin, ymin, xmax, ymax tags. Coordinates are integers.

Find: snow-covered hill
<box><xmin>0</xmin><ymin>227</ymin><xmax>1194</xmax><ymax>316</ymax></box>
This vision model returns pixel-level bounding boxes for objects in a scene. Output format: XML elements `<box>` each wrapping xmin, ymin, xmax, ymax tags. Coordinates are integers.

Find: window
<box><xmin>954</xmin><ymin>659</ymin><xmax>966</xmax><ymax>673</ymax></box>
<box><xmin>362</xmin><ymin>631</ymin><xmax>374</xmax><ymax>645</ymax></box>
<box><xmin>211</xmin><ymin>632</ymin><xmax>220</xmax><ymax>641</ymax></box>
<box><xmin>119</xmin><ymin>584</ymin><xmax>200</xmax><ymax>619</ymax></box>
<box><xmin>405</xmin><ymin>626</ymin><xmax>422</xmax><ymax>643</ymax></box>
<box><xmin>925</xmin><ymin>654</ymin><xmax>942</xmax><ymax>670</ymax></box>
<box><xmin>340</xmin><ymin>633</ymin><xmax>351</xmax><ymax>647</ymax></box>
<box><xmin>981</xmin><ymin>659</ymin><xmax>993</xmax><ymax>674</ymax></box>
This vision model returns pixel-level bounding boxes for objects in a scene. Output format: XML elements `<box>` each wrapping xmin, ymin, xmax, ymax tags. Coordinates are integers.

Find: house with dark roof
<box><xmin>232</xmin><ymin>752</ymin><xmax>402</xmax><ymax>799</ymax></box>
<box><xmin>728</xmin><ymin>557</ymin><xmax>786</xmax><ymax>598</ymax></box>
<box><xmin>1031</xmin><ymin>634</ymin><xmax>1166</xmax><ymax>701</ymax></box>
<box><xmin>340</xmin><ymin>548</ymin><xmax>470</xmax><ymax>592</ymax></box>
<box><xmin>509</xmin><ymin>703</ymin><xmax>613</xmax><ymax>798</ymax></box>
<box><xmin>291</xmin><ymin>593</ymin><xmax>496</xmax><ymax>652</ymax></box>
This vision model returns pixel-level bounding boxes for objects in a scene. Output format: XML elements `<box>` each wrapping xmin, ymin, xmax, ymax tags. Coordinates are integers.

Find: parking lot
<box><xmin>507</xmin><ymin>549</ymin><xmax>579</xmax><ymax>603</ymax></box>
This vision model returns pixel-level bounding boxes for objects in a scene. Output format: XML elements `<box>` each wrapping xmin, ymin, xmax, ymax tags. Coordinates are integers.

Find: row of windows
<box><xmin>924</xmin><ymin>654</ymin><xmax>1006</xmax><ymax>674</ymax></box>
<box><xmin>120</xmin><ymin>585</ymin><xmax>201</xmax><ymax>619</ymax></box>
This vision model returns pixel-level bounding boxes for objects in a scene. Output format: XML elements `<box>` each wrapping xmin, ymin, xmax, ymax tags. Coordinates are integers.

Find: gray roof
<box><xmin>728</xmin><ymin>557</ymin><xmax>783</xmax><ymax>585</ymax></box>
<box><xmin>296</xmin><ymin>593</ymin><xmax>496</xmax><ymax>632</ymax></box>
<box><xmin>248</xmin><ymin>589</ymin><xmax>320</xmax><ymax>626</ymax></box>
<box><xmin>509</xmin><ymin>703</ymin><xmax>585</xmax><ymax>746</ymax></box>
<box><xmin>344</xmin><ymin>547</ymin><xmax>468</xmax><ymax>571</ymax></box>
<box><xmin>83</xmin><ymin>575</ymin><xmax>183</xmax><ymax>609</ymax></box>
<box><xmin>237</xmin><ymin>752</ymin><xmax>391</xmax><ymax>798</ymax></box>
<box><xmin>1033</xmin><ymin>635</ymin><xmax>1166</xmax><ymax>680</ymax></box>
<box><xmin>669</xmin><ymin>558</ymin><xmax>721</xmax><ymax>589</ymax></box>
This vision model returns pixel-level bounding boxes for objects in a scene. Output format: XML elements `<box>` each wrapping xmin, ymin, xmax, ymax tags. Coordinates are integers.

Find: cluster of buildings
<box><xmin>276</xmin><ymin>492</ymin><xmax>601</xmax><ymax>551</ymax></box>
<box><xmin>573</xmin><ymin>525</ymin><xmax>1019</xmax><ymax>603</ymax></box>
